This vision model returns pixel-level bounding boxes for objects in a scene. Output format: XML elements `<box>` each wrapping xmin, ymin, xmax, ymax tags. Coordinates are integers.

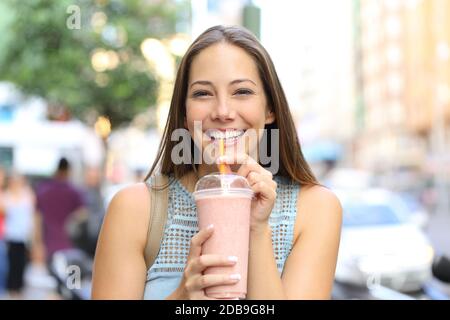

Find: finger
<box><xmin>246</xmin><ymin>171</ymin><xmax>275</xmax><ymax>187</ymax></box>
<box><xmin>217</xmin><ymin>154</ymin><xmax>263</xmax><ymax>176</ymax></box>
<box><xmin>187</xmin><ymin>225</ymin><xmax>214</xmax><ymax>259</ymax></box>
<box><xmin>251</xmin><ymin>181</ymin><xmax>277</xmax><ymax>201</ymax></box>
<box><xmin>217</xmin><ymin>153</ymin><xmax>255</xmax><ymax>166</ymax></box>
<box><xmin>231</xmin><ymin>158</ymin><xmax>272</xmax><ymax>179</ymax></box>
<box><xmin>215</xmin><ymin>161</ymin><xmax>232</xmax><ymax>174</ymax></box>
<box><xmin>188</xmin><ymin>254</ymin><xmax>238</xmax><ymax>275</ymax></box>
<box><xmin>188</xmin><ymin>273</ymin><xmax>241</xmax><ymax>291</ymax></box>
<box><xmin>236</xmin><ymin>162</ymin><xmax>264</xmax><ymax>179</ymax></box>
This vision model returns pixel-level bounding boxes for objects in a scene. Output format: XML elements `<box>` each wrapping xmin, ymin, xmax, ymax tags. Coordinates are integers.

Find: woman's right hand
<box><xmin>174</xmin><ymin>224</ymin><xmax>241</xmax><ymax>300</ymax></box>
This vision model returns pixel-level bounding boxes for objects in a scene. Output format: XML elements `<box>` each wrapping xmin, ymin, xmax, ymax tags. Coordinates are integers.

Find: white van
<box><xmin>0</xmin><ymin>120</ymin><xmax>104</xmax><ymax>182</ymax></box>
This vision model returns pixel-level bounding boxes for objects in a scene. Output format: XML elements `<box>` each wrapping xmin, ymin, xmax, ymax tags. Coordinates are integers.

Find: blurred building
<box><xmin>106</xmin><ymin>127</ymin><xmax>161</xmax><ymax>183</ymax></box>
<box><xmin>190</xmin><ymin>0</ymin><xmax>248</xmax><ymax>39</ymax></box>
<box><xmin>259</xmin><ymin>0</ymin><xmax>355</xmax><ymax>166</ymax></box>
<box><xmin>354</xmin><ymin>0</ymin><xmax>450</xmax><ymax>181</ymax></box>
<box><xmin>188</xmin><ymin>0</ymin><xmax>356</xmax><ymax>170</ymax></box>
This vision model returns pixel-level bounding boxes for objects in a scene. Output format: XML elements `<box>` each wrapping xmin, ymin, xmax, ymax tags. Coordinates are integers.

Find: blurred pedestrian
<box><xmin>0</xmin><ymin>172</ymin><xmax>35</xmax><ymax>299</ymax></box>
<box><xmin>76</xmin><ymin>166</ymin><xmax>105</xmax><ymax>257</ymax></box>
<box><xmin>34</xmin><ymin>157</ymin><xmax>87</xmax><ymax>265</ymax></box>
<box><xmin>0</xmin><ymin>166</ymin><xmax>7</xmax><ymax>296</ymax></box>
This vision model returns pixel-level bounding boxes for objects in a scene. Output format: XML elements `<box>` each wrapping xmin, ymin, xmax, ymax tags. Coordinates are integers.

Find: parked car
<box><xmin>432</xmin><ymin>255</ymin><xmax>450</xmax><ymax>283</ymax></box>
<box><xmin>396</xmin><ymin>192</ymin><xmax>429</xmax><ymax>229</ymax></box>
<box><xmin>334</xmin><ymin>189</ymin><xmax>434</xmax><ymax>292</ymax></box>
<box><xmin>362</xmin><ymin>188</ymin><xmax>429</xmax><ymax>229</ymax></box>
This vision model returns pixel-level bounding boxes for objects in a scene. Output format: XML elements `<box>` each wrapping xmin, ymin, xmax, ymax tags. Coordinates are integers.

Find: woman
<box><xmin>0</xmin><ymin>166</ymin><xmax>7</xmax><ymax>296</ymax></box>
<box><xmin>0</xmin><ymin>172</ymin><xmax>35</xmax><ymax>299</ymax></box>
<box><xmin>92</xmin><ymin>25</ymin><xmax>342</xmax><ymax>300</ymax></box>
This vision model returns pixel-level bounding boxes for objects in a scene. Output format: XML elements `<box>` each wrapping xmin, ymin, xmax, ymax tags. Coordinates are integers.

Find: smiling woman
<box><xmin>185</xmin><ymin>42</ymin><xmax>274</xmax><ymax>173</ymax></box>
<box><xmin>91</xmin><ymin>25</ymin><xmax>342</xmax><ymax>300</ymax></box>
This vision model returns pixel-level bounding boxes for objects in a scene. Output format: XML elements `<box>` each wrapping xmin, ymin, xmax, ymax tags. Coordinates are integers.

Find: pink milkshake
<box><xmin>194</xmin><ymin>173</ymin><xmax>253</xmax><ymax>299</ymax></box>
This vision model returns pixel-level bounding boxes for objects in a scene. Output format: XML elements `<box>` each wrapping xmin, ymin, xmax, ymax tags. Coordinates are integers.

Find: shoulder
<box><xmin>298</xmin><ymin>184</ymin><xmax>342</xmax><ymax>209</ymax></box>
<box><xmin>294</xmin><ymin>184</ymin><xmax>342</xmax><ymax>239</ymax></box>
<box><xmin>102</xmin><ymin>183</ymin><xmax>151</xmax><ymax>246</ymax></box>
<box><xmin>107</xmin><ymin>183</ymin><xmax>150</xmax><ymax>218</ymax></box>
<box><xmin>92</xmin><ymin>182</ymin><xmax>152</xmax><ymax>298</ymax></box>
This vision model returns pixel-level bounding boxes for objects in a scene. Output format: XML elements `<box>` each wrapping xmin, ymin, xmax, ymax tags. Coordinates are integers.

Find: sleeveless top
<box><xmin>143</xmin><ymin>175</ymin><xmax>300</xmax><ymax>300</ymax></box>
<box><xmin>3</xmin><ymin>192</ymin><xmax>34</xmax><ymax>243</ymax></box>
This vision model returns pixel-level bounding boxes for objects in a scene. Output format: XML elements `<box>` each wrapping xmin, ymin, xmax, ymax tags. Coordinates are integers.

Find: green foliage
<box><xmin>0</xmin><ymin>0</ymin><xmax>188</xmax><ymax>128</ymax></box>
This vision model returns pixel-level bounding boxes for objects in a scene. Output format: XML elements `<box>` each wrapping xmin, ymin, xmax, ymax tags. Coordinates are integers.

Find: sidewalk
<box><xmin>0</xmin><ymin>263</ymin><xmax>59</xmax><ymax>300</ymax></box>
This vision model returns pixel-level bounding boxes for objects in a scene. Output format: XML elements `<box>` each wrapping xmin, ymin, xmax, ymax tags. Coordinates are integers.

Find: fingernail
<box><xmin>229</xmin><ymin>274</ymin><xmax>241</xmax><ymax>280</ymax></box>
<box><xmin>228</xmin><ymin>256</ymin><xmax>238</xmax><ymax>262</ymax></box>
<box><xmin>207</xmin><ymin>224</ymin><xmax>214</xmax><ymax>230</ymax></box>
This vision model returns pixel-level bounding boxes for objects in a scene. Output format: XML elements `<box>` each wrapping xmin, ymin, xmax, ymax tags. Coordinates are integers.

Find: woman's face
<box><xmin>8</xmin><ymin>173</ymin><xmax>25</xmax><ymax>190</ymax></box>
<box><xmin>185</xmin><ymin>42</ymin><xmax>275</xmax><ymax>164</ymax></box>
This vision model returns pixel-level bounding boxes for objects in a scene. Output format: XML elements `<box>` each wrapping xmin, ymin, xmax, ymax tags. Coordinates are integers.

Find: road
<box><xmin>332</xmin><ymin>210</ymin><xmax>450</xmax><ymax>300</ymax></box>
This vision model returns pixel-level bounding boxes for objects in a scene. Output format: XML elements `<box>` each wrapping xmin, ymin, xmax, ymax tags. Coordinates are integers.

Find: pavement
<box><xmin>0</xmin><ymin>263</ymin><xmax>60</xmax><ymax>300</ymax></box>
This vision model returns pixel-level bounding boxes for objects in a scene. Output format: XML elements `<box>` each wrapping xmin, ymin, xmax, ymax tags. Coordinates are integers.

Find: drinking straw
<box><xmin>218</xmin><ymin>138</ymin><xmax>231</xmax><ymax>190</ymax></box>
<box><xmin>219</xmin><ymin>138</ymin><xmax>227</xmax><ymax>174</ymax></box>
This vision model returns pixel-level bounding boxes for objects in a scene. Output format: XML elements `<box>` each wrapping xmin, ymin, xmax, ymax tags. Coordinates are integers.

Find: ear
<box><xmin>264</xmin><ymin>109</ymin><xmax>275</xmax><ymax>125</ymax></box>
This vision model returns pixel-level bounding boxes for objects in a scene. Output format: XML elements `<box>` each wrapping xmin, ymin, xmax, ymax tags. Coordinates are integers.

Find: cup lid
<box><xmin>193</xmin><ymin>173</ymin><xmax>253</xmax><ymax>198</ymax></box>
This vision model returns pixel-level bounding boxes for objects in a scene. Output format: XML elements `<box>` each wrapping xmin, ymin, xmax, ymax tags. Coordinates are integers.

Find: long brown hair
<box><xmin>145</xmin><ymin>25</ymin><xmax>317</xmax><ymax>186</ymax></box>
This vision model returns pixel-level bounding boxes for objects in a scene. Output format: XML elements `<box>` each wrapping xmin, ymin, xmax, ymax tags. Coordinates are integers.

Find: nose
<box><xmin>211</xmin><ymin>97</ymin><xmax>235</xmax><ymax>121</ymax></box>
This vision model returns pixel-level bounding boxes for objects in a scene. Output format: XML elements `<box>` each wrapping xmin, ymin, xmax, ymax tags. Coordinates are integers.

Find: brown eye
<box><xmin>192</xmin><ymin>90</ymin><xmax>211</xmax><ymax>98</ymax></box>
<box><xmin>234</xmin><ymin>89</ymin><xmax>254</xmax><ymax>96</ymax></box>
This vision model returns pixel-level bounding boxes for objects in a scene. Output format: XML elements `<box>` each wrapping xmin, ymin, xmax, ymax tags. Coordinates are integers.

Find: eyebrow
<box><xmin>189</xmin><ymin>78</ymin><xmax>257</xmax><ymax>88</ymax></box>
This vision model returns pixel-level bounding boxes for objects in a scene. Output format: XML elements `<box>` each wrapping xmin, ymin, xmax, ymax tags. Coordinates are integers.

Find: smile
<box><xmin>204</xmin><ymin>129</ymin><xmax>246</xmax><ymax>146</ymax></box>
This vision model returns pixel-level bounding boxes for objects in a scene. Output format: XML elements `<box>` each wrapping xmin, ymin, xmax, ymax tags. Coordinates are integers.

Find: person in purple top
<box><xmin>35</xmin><ymin>158</ymin><xmax>86</xmax><ymax>263</ymax></box>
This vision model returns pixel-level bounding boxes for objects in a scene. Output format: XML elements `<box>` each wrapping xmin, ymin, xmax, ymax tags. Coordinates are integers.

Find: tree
<box><xmin>0</xmin><ymin>0</ymin><xmax>190</xmax><ymax>128</ymax></box>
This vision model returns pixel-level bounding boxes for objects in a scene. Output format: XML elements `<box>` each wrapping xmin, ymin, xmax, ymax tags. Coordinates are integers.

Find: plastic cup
<box><xmin>193</xmin><ymin>173</ymin><xmax>253</xmax><ymax>299</ymax></box>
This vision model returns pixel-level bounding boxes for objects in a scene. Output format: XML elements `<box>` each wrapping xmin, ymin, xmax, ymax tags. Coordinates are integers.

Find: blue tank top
<box><xmin>143</xmin><ymin>175</ymin><xmax>300</xmax><ymax>300</ymax></box>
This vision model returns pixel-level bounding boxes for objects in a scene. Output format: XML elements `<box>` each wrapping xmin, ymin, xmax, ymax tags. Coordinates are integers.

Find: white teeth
<box><xmin>207</xmin><ymin>130</ymin><xmax>244</xmax><ymax>140</ymax></box>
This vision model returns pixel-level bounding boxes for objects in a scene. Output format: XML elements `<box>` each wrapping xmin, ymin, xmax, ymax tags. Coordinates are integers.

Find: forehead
<box><xmin>189</xmin><ymin>42</ymin><xmax>260</xmax><ymax>83</ymax></box>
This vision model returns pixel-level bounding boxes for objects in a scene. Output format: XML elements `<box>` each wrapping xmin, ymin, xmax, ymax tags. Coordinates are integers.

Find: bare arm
<box><xmin>31</xmin><ymin>210</ymin><xmax>47</xmax><ymax>264</ymax></box>
<box><xmin>32</xmin><ymin>210</ymin><xmax>44</xmax><ymax>246</ymax></box>
<box><xmin>247</xmin><ymin>223</ymin><xmax>286</xmax><ymax>299</ymax></box>
<box><xmin>31</xmin><ymin>190</ymin><xmax>43</xmax><ymax>247</ymax></box>
<box><xmin>247</xmin><ymin>185</ymin><xmax>342</xmax><ymax>300</ymax></box>
<box><xmin>91</xmin><ymin>183</ymin><xmax>150</xmax><ymax>299</ymax></box>
<box><xmin>281</xmin><ymin>186</ymin><xmax>342</xmax><ymax>299</ymax></box>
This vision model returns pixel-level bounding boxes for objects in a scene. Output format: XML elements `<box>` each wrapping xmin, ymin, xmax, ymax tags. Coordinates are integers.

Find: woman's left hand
<box><xmin>217</xmin><ymin>154</ymin><xmax>277</xmax><ymax>230</ymax></box>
